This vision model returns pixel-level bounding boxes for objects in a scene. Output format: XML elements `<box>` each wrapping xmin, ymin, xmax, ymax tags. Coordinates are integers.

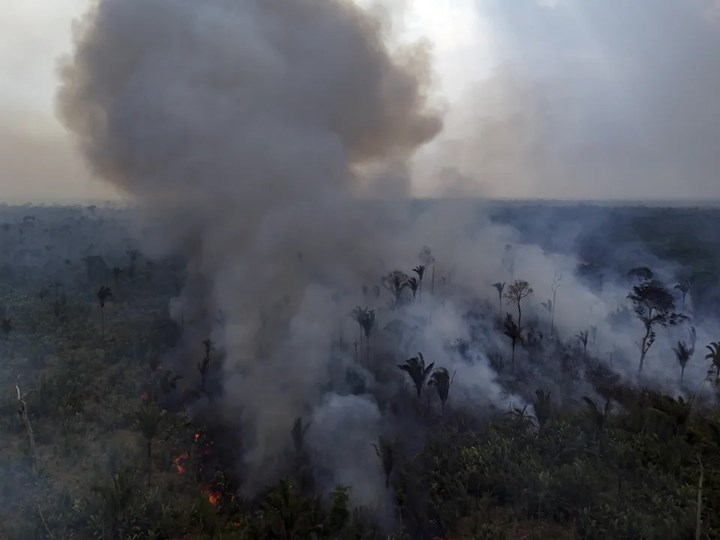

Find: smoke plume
<box><xmin>58</xmin><ymin>0</ymin><xmax>443</xmax><ymax>502</ymax></box>
<box><xmin>57</xmin><ymin>0</ymin><xmax>716</xmax><ymax>513</ymax></box>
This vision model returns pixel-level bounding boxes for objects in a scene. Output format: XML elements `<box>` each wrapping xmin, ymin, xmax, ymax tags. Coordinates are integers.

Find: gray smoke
<box><xmin>58</xmin><ymin>0</ymin><xmax>442</xmax><ymax>501</ymax></box>
<box><xmin>57</xmin><ymin>0</ymin><xmax>716</xmax><ymax>511</ymax></box>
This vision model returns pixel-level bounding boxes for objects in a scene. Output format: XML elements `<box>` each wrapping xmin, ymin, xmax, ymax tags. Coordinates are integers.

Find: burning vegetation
<box><xmin>1</xmin><ymin>0</ymin><xmax>719</xmax><ymax>538</ymax></box>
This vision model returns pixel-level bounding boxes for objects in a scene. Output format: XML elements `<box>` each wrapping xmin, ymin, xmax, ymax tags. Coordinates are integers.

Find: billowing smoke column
<box><xmin>58</xmin><ymin>0</ymin><xmax>441</xmax><ymax>505</ymax></box>
<box><xmin>57</xmin><ymin>0</ymin><xmax>712</xmax><ymax>514</ymax></box>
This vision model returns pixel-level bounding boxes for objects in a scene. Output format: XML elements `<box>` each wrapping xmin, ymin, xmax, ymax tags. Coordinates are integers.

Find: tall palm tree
<box><xmin>492</xmin><ymin>282</ymin><xmax>505</xmax><ymax>317</ymax></box>
<box><xmin>675</xmin><ymin>280</ymin><xmax>691</xmax><ymax>309</ymax></box>
<box><xmin>705</xmin><ymin>342</ymin><xmax>720</xmax><ymax>385</ymax></box>
<box><xmin>550</xmin><ymin>273</ymin><xmax>562</xmax><ymax>336</ymax></box>
<box><xmin>406</xmin><ymin>277</ymin><xmax>420</xmax><ymax>301</ymax></box>
<box><xmin>575</xmin><ymin>330</ymin><xmax>589</xmax><ymax>361</ymax></box>
<box><xmin>503</xmin><ymin>314</ymin><xmax>521</xmax><ymax>373</ymax></box>
<box><xmin>96</xmin><ymin>285</ymin><xmax>113</xmax><ymax>339</ymax></box>
<box><xmin>352</xmin><ymin>307</ymin><xmax>375</xmax><ymax>365</ymax></box>
<box><xmin>372</xmin><ymin>437</ymin><xmax>394</xmax><ymax>489</ymax></box>
<box><xmin>428</xmin><ymin>367</ymin><xmax>452</xmax><ymax>414</ymax></box>
<box><xmin>351</xmin><ymin>306</ymin><xmax>365</xmax><ymax>361</ymax></box>
<box><xmin>383</xmin><ymin>271</ymin><xmax>410</xmax><ymax>308</ymax></box>
<box><xmin>533</xmin><ymin>389</ymin><xmax>553</xmax><ymax>428</ymax></box>
<box><xmin>673</xmin><ymin>330</ymin><xmax>696</xmax><ymax>382</ymax></box>
<box><xmin>398</xmin><ymin>353</ymin><xmax>434</xmax><ymax>398</ymax></box>
<box><xmin>582</xmin><ymin>396</ymin><xmax>612</xmax><ymax>441</ymax></box>
<box><xmin>360</xmin><ymin>309</ymin><xmax>375</xmax><ymax>366</ymax></box>
<box><xmin>412</xmin><ymin>265</ymin><xmax>426</xmax><ymax>301</ymax></box>
<box><xmin>418</xmin><ymin>246</ymin><xmax>436</xmax><ymax>295</ymax></box>
<box><xmin>198</xmin><ymin>338</ymin><xmax>212</xmax><ymax>392</ymax></box>
<box><xmin>132</xmin><ymin>402</ymin><xmax>165</xmax><ymax>486</ymax></box>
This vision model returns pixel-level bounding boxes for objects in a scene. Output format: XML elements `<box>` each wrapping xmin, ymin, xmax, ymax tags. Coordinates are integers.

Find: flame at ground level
<box><xmin>174</xmin><ymin>452</ymin><xmax>189</xmax><ymax>474</ymax></box>
<box><xmin>203</xmin><ymin>485</ymin><xmax>222</xmax><ymax>506</ymax></box>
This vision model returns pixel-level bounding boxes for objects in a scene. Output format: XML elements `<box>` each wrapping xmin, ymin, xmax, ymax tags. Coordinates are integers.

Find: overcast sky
<box><xmin>1</xmin><ymin>0</ymin><xmax>719</xmax><ymax>202</ymax></box>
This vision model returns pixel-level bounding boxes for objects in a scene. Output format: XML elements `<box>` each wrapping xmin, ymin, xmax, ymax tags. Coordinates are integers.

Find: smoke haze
<box><xmin>57</xmin><ymin>0</ymin><xmax>718</xmax><ymax>511</ymax></box>
<box><xmin>417</xmin><ymin>0</ymin><xmax>720</xmax><ymax>199</ymax></box>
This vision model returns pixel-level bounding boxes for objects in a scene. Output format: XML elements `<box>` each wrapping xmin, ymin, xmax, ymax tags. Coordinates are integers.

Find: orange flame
<box><xmin>202</xmin><ymin>485</ymin><xmax>222</xmax><ymax>506</ymax></box>
<box><xmin>194</xmin><ymin>431</ymin><xmax>201</xmax><ymax>443</ymax></box>
<box><xmin>174</xmin><ymin>452</ymin><xmax>189</xmax><ymax>474</ymax></box>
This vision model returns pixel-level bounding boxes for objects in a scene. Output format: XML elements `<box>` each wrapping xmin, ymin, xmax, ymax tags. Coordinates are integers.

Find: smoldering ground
<box><xmin>57</xmin><ymin>0</ymin><xmax>718</xmax><ymax>520</ymax></box>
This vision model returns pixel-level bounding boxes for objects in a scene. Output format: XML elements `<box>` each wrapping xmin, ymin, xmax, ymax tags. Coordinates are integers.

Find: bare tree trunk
<box><xmin>638</xmin><ymin>326</ymin><xmax>651</xmax><ymax>374</ymax></box>
<box><xmin>517</xmin><ymin>303</ymin><xmax>522</xmax><ymax>336</ymax></box>
<box><xmin>511</xmin><ymin>341</ymin><xmax>516</xmax><ymax>374</ymax></box>
<box><xmin>16</xmin><ymin>383</ymin><xmax>38</xmax><ymax>474</ymax></box>
<box><xmin>100</xmin><ymin>306</ymin><xmax>105</xmax><ymax>340</ymax></box>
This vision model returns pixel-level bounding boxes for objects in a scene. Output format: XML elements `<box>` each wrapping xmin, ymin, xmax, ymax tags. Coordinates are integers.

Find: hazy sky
<box><xmin>1</xmin><ymin>0</ymin><xmax>719</xmax><ymax>202</ymax></box>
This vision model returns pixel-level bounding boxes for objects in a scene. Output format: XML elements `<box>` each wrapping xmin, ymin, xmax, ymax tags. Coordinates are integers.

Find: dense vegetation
<box><xmin>1</xmin><ymin>203</ymin><xmax>720</xmax><ymax>539</ymax></box>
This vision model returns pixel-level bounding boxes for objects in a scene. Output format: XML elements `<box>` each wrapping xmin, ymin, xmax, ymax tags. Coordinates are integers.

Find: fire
<box><xmin>203</xmin><ymin>485</ymin><xmax>222</xmax><ymax>506</ymax></box>
<box><xmin>174</xmin><ymin>452</ymin><xmax>189</xmax><ymax>474</ymax></box>
<box><xmin>140</xmin><ymin>392</ymin><xmax>149</xmax><ymax>402</ymax></box>
<box><xmin>194</xmin><ymin>431</ymin><xmax>201</xmax><ymax>443</ymax></box>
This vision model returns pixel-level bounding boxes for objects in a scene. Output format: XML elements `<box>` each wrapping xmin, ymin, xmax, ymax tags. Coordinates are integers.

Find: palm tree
<box><xmin>198</xmin><ymin>338</ymin><xmax>212</xmax><ymax>392</ymax></box>
<box><xmin>550</xmin><ymin>273</ymin><xmax>562</xmax><ymax>336</ymax></box>
<box><xmin>351</xmin><ymin>306</ymin><xmax>365</xmax><ymax>361</ymax></box>
<box><xmin>351</xmin><ymin>307</ymin><xmax>375</xmax><ymax>365</ymax></box>
<box><xmin>412</xmin><ymin>265</ymin><xmax>426</xmax><ymax>301</ymax></box>
<box><xmin>360</xmin><ymin>309</ymin><xmax>375</xmax><ymax>366</ymax></box>
<box><xmin>503</xmin><ymin>314</ymin><xmax>521</xmax><ymax>373</ymax></box>
<box><xmin>428</xmin><ymin>367</ymin><xmax>453</xmax><ymax>414</ymax></box>
<box><xmin>398</xmin><ymin>353</ymin><xmax>434</xmax><ymax>398</ymax></box>
<box><xmin>372</xmin><ymin>437</ymin><xmax>394</xmax><ymax>489</ymax></box>
<box><xmin>582</xmin><ymin>396</ymin><xmax>612</xmax><ymax>441</ymax></box>
<box><xmin>705</xmin><ymin>342</ymin><xmax>720</xmax><ymax>385</ymax></box>
<box><xmin>96</xmin><ymin>285</ymin><xmax>113</xmax><ymax>339</ymax></box>
<box><xmin>675</xmin><ymin>280</ymin><xmax>691</xmax><ymax>309</ymax></box>
<box><xmin>673</xmin><ymin>329</ymin><xmax>696</xmax><ymax>382</ymax></box>
<box><xmin>132</xmin><ymin>402</ymin><xmax>165</xmax><ymax>486</ymax></box>
<box><xmin>383</xmin><ymin>271</ymin><xmax>410</xmax><ymax>308</ymax></box>
<box><xmin>575</xmin><ymin>330</ymin><xmax>589</xmax><ymax>361</ymax></box>
<box><xmin>406</xmin><ymin>277</ymin><xmax>419</xmax><ymax>301</ymax></box>
<box><xmin>533</xmin><ymin>389</ymin><xmax>553</xmax><ymax>428</ymax></box>
<box><xmin>492</xmin><ymin>282</ymin><xmax>506</xmax><ymax>317</ymax></box>
<box><xmin>419</xmin><ymin>246</ymin><xmax>436</xmax><ymax>295</ymax></box>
